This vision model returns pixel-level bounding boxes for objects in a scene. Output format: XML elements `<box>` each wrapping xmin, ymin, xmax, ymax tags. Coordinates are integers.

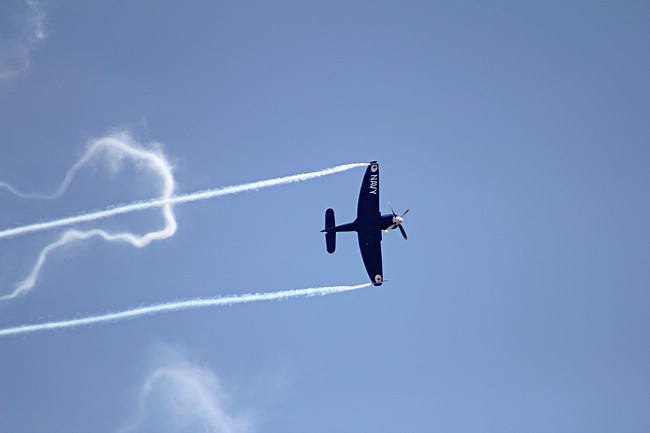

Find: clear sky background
<box><xmin>1</xmin><ymin>1</ymin><xmax>649</xmax><ymax>432</ymax></box>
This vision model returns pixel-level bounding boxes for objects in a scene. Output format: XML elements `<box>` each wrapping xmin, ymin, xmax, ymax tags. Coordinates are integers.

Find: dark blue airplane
<box><xmin>321</xmin><ymin>161</ymin><xmax>408</xmax><ymax>286</ymax></box>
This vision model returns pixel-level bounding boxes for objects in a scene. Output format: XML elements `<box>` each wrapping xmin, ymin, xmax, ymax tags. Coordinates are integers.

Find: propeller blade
<box><xmin>398</xmin><ymin>224</ymin><xmax>408</xmax><ymax>240</ymax></box>
<box><xmin>388</xmin><ymin>202</ymin><xmax>397</xmax><ymax>217</ymax></box>
<box><xmin>401</xmin><ymin>208</ymin><xmax>410</xmax><ymax>217</ymax></box>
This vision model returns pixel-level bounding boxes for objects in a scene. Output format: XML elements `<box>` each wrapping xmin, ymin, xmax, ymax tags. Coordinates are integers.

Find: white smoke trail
<box><xmin>0</xmin><ymin>131</ymin><xmax>177</xmax><ymax>301</ymax></box>
<box><xmin>116</xmin><ymin>355</ymin><xmax>253</xmax><ymax>433</ymax></box>
<box><xmin>0</xmin><ymin>283</ymin><xmax>371</xmax><ymax>337</ymax></box>
<box><xmin>0</xmin><ymin>131</ymin><xmax>128</xmax><ymax>200</ymax></box>
<box><xmin>0</xmin><ymin>130</ymin><xmax>366</xmax><ymax>301</ymax></box>
<box><xmin>0</xmin><ymin>0</ymin><xmax>46</xmax><ymax>79</ymax></box>
<box><xmin>0</xmin><ymin>161</ymin><xmax>368</xmax><ymax>240</ymax></box>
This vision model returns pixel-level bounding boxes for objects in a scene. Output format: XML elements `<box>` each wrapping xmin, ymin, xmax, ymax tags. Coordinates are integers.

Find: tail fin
<box><xmin>325</xmin><ymin>208</ymin><xmax>336</xmax><ymax>254</ymax></box>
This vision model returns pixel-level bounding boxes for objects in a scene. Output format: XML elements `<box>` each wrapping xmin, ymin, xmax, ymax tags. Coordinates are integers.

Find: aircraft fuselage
<box><xmin>324</xmin><ymin>214</ymin><xmax>396</xmax><ymax>234</ymax></box>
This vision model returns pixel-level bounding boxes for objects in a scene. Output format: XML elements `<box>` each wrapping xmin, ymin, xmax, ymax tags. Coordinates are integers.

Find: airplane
<box><xmin>321</xmin><ymin>161</ymin><xmax>408</xmax><ymax>286</ymax></box>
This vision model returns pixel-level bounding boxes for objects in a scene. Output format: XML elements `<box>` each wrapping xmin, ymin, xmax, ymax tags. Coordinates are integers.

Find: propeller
<box><xmin>385</xmin><ymin>202</ymin><xmax>409</xmax><ymax>240</ymax></box>
<box><xmin>398</xmin><ymin>224</ymin><xmax>408</xmax><ymax>240</ymax></box>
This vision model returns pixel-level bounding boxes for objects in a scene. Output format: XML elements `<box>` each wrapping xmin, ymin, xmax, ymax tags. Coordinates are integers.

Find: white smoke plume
<box><xmin>0</xmin><ymin>0</ymin><xmax>46</xmax><ymax>79</ymax></box>
<box><xmin>0</xmin><ymin>131</ymin><xmax>176</xmax><ymax>301</ymax></box>
<box><xmin>0</xmin><ymin>162</ymin><xmax>367</xmax><ymax>240</ymax></box>
<box><xmin>0</xmin><ymin>130</ymin><xmax>367</xmax><ymax>301</ymax></box>
<box><xmin>0</xmin><ymin>283</ymin><xmax>371</xmax><ymax>337</ymax></box>
<box><xmin>116</xmin><ymin>346</ymin><xmax>253</xmax><ymax>433</ymax></box>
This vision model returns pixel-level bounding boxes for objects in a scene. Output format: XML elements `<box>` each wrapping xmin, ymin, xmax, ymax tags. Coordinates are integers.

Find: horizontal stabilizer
<box><xmin>325</xmin><ymin>208</ymin><xmax>336</xmax><ymax>253</ymax></box>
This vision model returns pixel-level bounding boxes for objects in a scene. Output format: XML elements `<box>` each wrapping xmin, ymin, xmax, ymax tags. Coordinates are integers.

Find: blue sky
<box><xmin>1</xmin><ymin>1</ymin><xmax>649</xmax><ymax>432</ymax></box>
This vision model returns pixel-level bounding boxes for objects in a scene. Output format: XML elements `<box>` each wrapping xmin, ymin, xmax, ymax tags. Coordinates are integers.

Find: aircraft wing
<box><xmin>358</xmin><ymin>228</ymin><xmax>383</xmax><ymax>286</ymax></box>
<box><xmin>357</xmin><ymin>161</ymin><xmax>380</xmax><ymax>223</ymax></box>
